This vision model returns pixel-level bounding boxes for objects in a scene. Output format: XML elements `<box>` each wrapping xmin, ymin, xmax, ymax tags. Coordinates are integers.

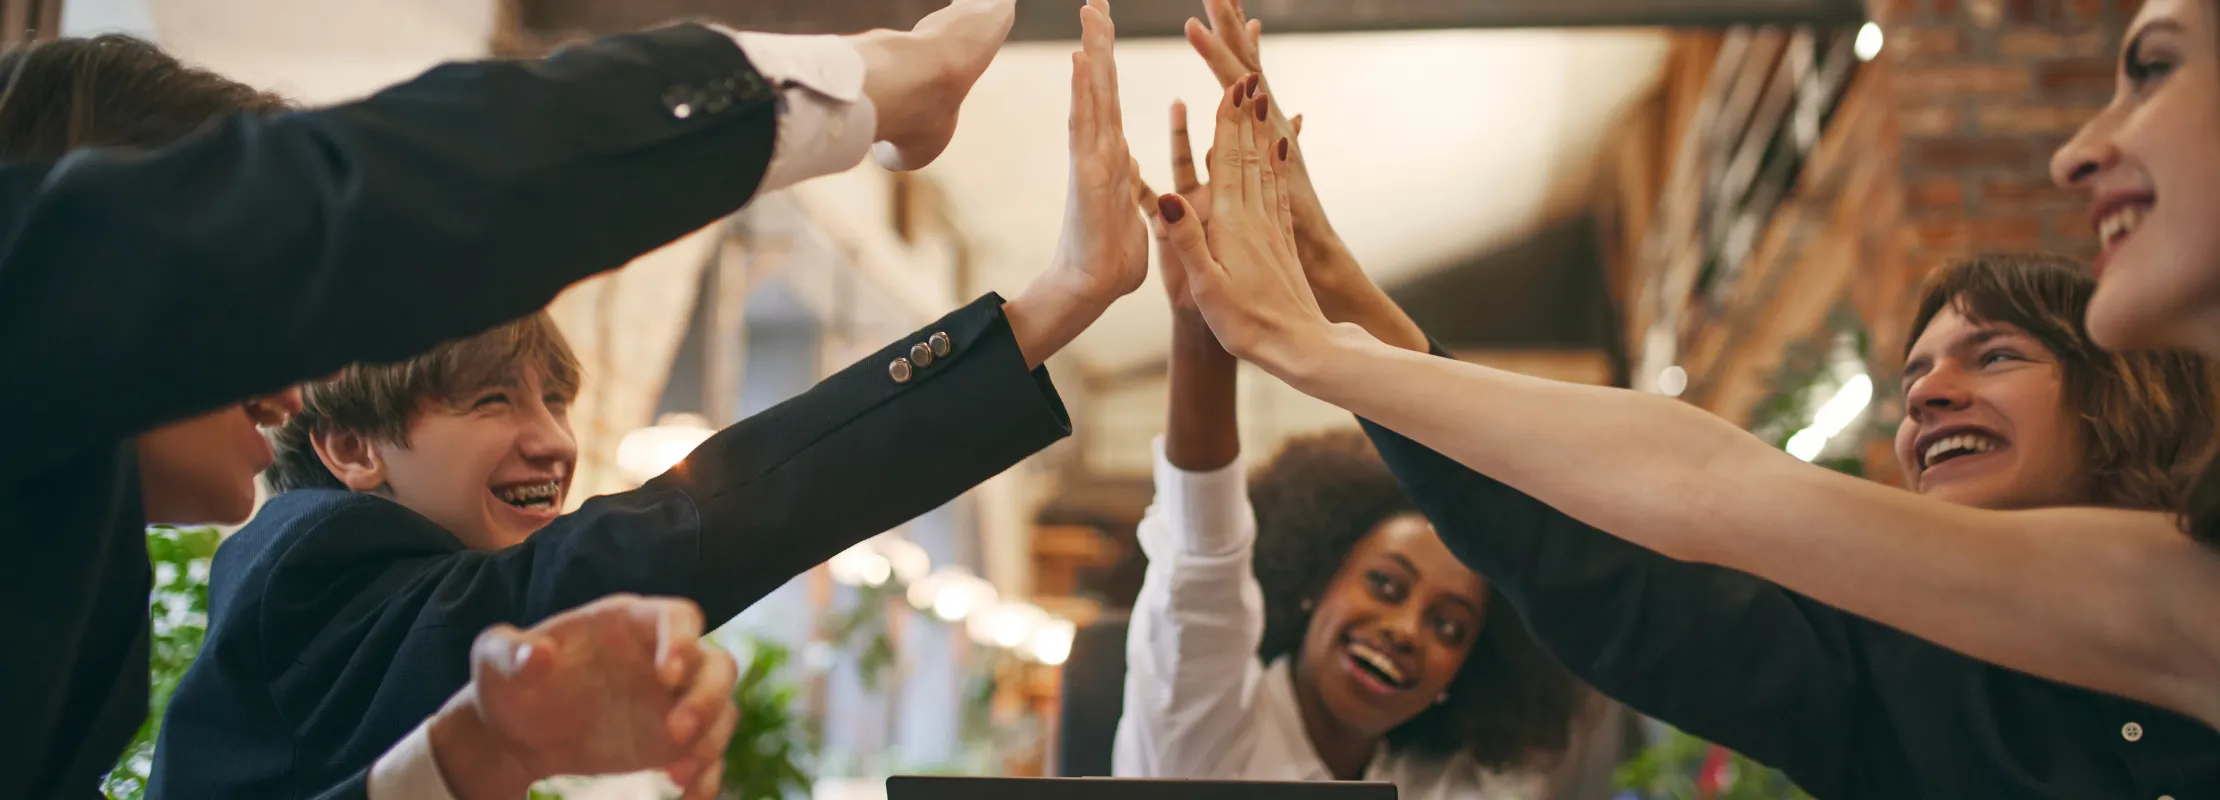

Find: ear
<box><xmin>312</xmin><ymin>428</ymin><xmax>389</xmax><ymax>492</ymax></box>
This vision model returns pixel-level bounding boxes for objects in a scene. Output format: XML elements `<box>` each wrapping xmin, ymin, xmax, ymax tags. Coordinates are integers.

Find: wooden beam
<box><xmin>512</xmin><ymin>0</ymin><xmax>1866</xmax><ymax>47</ymax></box>
<box><xmin>1</xmin><ymin>0</ymin><xmax>61</xmax><ymax>46</ymax></box>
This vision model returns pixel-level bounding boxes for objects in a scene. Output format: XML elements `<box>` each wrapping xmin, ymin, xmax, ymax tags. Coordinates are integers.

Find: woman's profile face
<box><xmin>2052</xmin><ymin>0</ymin><xmax>2220</xmax><ymax>354</ymax></box>
<box><xmin>1294</xmin><ymin>514</ymin><xmax>1487</xmax><ymax>738</ymax></box>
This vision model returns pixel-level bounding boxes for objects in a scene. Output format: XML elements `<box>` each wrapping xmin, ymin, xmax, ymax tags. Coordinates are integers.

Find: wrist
<box><xmin>1007</xmin><ymin>263</ymin><xmax>1114</xmax><ymax>369</ymax></box>
<box><xmin>1266</xmin><ymin>321</ymin><xmax>1372</xmax><ymax>394</ymax></box>
<box><xmin>1171</xmin><ymin>311</ymin><xmax>1230</xmax><ymax>356</ymax></box>
<box><xmin>426</xmin><ymin>689</ymin><xmax>537</xmax><ymax>800</ymax></box>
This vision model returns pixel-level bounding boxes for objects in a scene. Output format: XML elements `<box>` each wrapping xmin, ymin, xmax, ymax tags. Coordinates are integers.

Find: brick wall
<box><xmin>1853</xmin><ymin>0</ymin><xmax>2140</xmax><ymax>481</ymax></box>
<box><xmin>1879</xmin><ymin>0</ymin><xmax>2138</xmax><ymax>267</ymax></box>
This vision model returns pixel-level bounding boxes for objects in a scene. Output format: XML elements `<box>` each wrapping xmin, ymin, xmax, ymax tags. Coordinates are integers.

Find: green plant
<box><xmin>722</xmin><ymin>638</ymin><xmax>815</xmax><ymax>800</ymax></box>
<box><xmin>1615</xmin><ymin>726</ymin><xmax>1812</xmax><ymax>800</ymax></box>
<box><xmin>822</xmin><ymin>582</ymin><xmax>900</xmax><ymax>691</ymax></box>
<box><xmin>104</xmin><ymin>526</ymin><xmax>220</xmax><ymax>800</ymax></box>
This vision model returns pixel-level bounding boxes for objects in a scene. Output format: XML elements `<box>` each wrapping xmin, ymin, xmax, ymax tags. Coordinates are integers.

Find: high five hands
<box><xmin>1154</xmin><ymin>77</ymin><xmax>1344</xmax><ymax>376</ymax></box>
<box><xmin>1056</xmin><ymin>0</ymin><xmax>1150</xmax><ymax>301</ymax></box>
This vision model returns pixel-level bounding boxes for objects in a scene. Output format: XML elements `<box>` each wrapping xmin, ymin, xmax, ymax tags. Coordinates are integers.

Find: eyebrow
<box><xmin>1899</xmin><ymin>326</ymin><xmax>2024</xmax><ymax>388</ymax></box>
<box><xmin>2131</xmin><ymin>18</ymin><xmax>2186</xmax><ymax>39</ymax></box>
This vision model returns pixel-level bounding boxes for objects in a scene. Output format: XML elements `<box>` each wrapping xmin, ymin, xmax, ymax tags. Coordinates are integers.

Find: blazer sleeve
<box><xmin>280</xmin><ymin>293</ymin><xmax>1069</xmax><ymax>631</ymax></box>
<box><xmin>1355</xmin><ymin>349</ymin><xmax>1876</xmax><ymax>796</ymax></box>
<box><xmin>0</xmin><ymin>23</ymin><xmax>779</xmax><ymax>478</ymax></box>
<box><xmin>499</xmin><ymin>291</ymin><xmax>1073</xmax><ymax>624</ymax></box>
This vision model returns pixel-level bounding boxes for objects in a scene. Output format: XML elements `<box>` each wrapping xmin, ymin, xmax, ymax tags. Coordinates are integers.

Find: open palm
<box><xmin>1055</xmin><ymin>0</ymin><xmax>1148</xmax><ymax>299</ymax></box>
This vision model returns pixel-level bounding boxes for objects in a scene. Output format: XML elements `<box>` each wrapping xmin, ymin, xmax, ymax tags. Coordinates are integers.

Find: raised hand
<box><xmin>850</xmin><ymin>0</ymin><xmax>1018</xmax><ymax>171</ymax></box>
<box><xmin>1157</xmin><ymin>76</ymin><xmax>1336</xmax><ymax>373</ymax></box>
<box><xmin>431</xmin><ymin>595</ymin><xmax>740</xmax><ymax>800</ymax></box>
<box><xmin>1053</xmin><ymin>0</ymin><xmax>1148</xmax><ymax>301</ymax></box>
<box><xmin>1137</xmin><ymin>99</ymin><xmax>1212</xmax><ymax>316</ymax></box>
<box><xmin>1181</xmin><ymin>0</ymin><xmax>1335</xmax><ymax>255</ymax></box>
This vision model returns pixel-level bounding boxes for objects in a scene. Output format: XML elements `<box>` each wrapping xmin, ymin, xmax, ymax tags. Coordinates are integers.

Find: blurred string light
<box><xmin>967</xmin><ymin>601</ymin><xmax>1048</xmax><ymax>650</ymax></box>
<box><xmin>827</xmin><ymin>542</ymin><xmax>894</xmax><ymax>587</ymax></box>
<box><xmin>1784</xmin><ymin>374</ymin><xmax>1873</xmax><ymax>461</ymax></box>
<box><xmin>827</xmin><ymin>533</ymin><xmax>934</xmax><ymax>589</ymax></box>
<box><xmin>1855</xmin><ymin>22</ymin><xmax>1884</xmax><ymax>62</ymax></box>
<box><xmin>614</xmin><ymin>413</ymin><xmax>715</xmax><ymax>484</ymax></box>
<box><xmin>906</xmin><ymin>566</ymin><xmax>999</xmax><ymax>623</ymax></box>
<box><xmin>1026</xmin><ymin>618</ymin><xmax>1077</xmax><ymax>666</ymax></box>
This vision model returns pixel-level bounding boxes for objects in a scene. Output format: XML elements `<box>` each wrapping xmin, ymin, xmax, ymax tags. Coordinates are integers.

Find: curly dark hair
<box><xmin>1249</xmin><ymin>429</ymin><xmax>1586</xmax><ymax>771</ymax></box>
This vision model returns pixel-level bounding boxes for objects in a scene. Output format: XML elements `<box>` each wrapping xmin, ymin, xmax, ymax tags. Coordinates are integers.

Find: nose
<box><xmin>2050</xmin><ymin>111</ymin><xmax>2117</xmax><ymax>190</ymax></box>
<box><xmin>1905</xmin><ymin>363</ymin><xmax>1973</xmax><ymax>421</ymax></box>
<box><xmin>1378</xmin><ymin>607</ymin><xmax>1423</xmax><ymax>653</ymax></box>
<box><xmin>516</xmin><ymin>400</ymin><xmax>578</xmax><ymax>466</ymax></box>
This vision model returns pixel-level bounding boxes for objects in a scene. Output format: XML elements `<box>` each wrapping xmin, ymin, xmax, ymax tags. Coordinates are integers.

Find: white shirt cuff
<box><xmin>1149</xmin><ymin>437</ymin><xmax>1254</xmax><ymax>557</ymax></box>
<box><xmin>711</xmin><ymin>27</ymin><xmax>879</xmax><ymax>194</ymax></box>
<box><xmin>366</xmin><ymin>719</ymin><xmax>460</xmax><ymax>800</ymax></box>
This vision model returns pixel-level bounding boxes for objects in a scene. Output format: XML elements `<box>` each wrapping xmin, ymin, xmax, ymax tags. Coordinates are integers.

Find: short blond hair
<box><xmin>264</xmin><ymin>313</ymin><xmax>582</xmax><ymax>492</ymax></box>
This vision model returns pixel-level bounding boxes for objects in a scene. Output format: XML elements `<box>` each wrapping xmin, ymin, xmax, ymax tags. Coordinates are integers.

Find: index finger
<box><xmin>1170</xmin><ymin>100</ymin><xmax>1200</xmax><ymax>195</ymax></box>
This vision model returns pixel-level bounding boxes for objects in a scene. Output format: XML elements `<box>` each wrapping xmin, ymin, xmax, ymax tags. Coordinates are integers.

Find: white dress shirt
<box><xmin>365</xmin><ymin>28</ymin><xmax>876</xmax><ymax>800</ymax></box>
<box><xmin>1112</xmin><ymin>438</ymin><xmax>1547</xmax><ymax>800</ymax></box>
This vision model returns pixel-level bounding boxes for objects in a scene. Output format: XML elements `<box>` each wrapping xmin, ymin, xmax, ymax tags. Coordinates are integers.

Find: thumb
<box><xmin>472</xmin><ymin>624</ymin><xmax>552</xmax><ymax>685</ymax></box>
<box><xmin>1156</xmin><ymin>193</ymin><xmax>1222</xmax><ymax>284</ymax></box>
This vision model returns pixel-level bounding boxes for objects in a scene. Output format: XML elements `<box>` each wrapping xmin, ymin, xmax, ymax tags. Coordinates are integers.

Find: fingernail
<box><xmin>1277</xmin><ymin>137</ymin><xmax>1289</xmax><ymax>161</ymax></box>
<box><xmin>1255</xmin><ymin>96</ymin><xmax>1269</xmax><ymax>121</ymax></box>
<box><xmin>1232</xmin><ymin>89</ymin><xmax>1243</xmax><ymax>108</ymax></box>
<box><xmin>508</xmin><ymin>643</ymin><xmax>533</xmax><ymax>675</ymax></box>
<box><xmin>1158</xmin><ymin>194</ymin><xmax>1185</xmax><ymax>224</ymax></box>
<box><xmin>1246</xmin><ymin>75</ymin><xmax>1260</xmax><ymax>97</ymax></box>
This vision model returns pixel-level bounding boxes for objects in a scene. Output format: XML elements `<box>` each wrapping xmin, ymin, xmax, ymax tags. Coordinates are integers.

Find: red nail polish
<box><xmin>1246</xmin><ymin>75</ymin><xmax>1260</xmax><ymax>98</ymax></box>
<box><xmin>1255</xmin><ymin>96</ymin><xmax>1269</xmax><ymax>121</ymax></box>
<box><xmin>1277</xmin><ymin>137</ymin><xmax>1289</xmax><ymax>161</ymax></box>
<box><xmin>1159</xmin><ymin>194</ymin><xmax>1186</xmax><ymax>223</ymax></box>
<box><xmin>1233</xmin><ymin>90</ymin><xmax>1243</xmax><ymax>108</ymax></box>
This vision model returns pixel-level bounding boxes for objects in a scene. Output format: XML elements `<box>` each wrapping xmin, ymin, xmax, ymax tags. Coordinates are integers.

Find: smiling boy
<box><xmin>149</xmin><ymin>2</ymin><xmax>1149</xmax><ymax>794</ymax></box>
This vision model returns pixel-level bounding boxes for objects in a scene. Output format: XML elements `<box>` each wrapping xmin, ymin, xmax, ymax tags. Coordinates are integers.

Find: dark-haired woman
<box><xmin>1110</xmin><ymin>104</ymin><xmax>1586</xmax><ymax>797</ymax></box>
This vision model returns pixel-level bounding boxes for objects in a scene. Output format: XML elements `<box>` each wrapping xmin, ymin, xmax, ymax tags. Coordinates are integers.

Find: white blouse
<box><xmin>1110</xmin><ymin>440</ymin><xmax>1548</xmax><ymax>800</ymax></box>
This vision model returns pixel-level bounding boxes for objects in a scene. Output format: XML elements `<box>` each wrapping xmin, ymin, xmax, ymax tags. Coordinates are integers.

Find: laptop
<box><xmin>886</xmin><ymin>776</ymin><xmax>1398</xmax><ymax>799</ymax></box>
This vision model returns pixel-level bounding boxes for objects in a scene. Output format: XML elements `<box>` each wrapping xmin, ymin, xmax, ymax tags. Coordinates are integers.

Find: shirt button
<box><xmin>909</xmin><ymin>342</ymin><xmax>935</xmax><ymax>368</ymax></box>
<box><xmin>2157</xmin><ymin>795</ymin><xmax>2174</xmax><ymax>800</ymax></box>
<box><xmin>889</xmin><ymin>358</ymin><xmax>914</xmax><ymax>384</ymax></box>
<box><xmin>929</xmin><ymin>331</ymin><xmax>952</xmax><ymax>357</ymax></box>
<box><xmin>2121</xmin><ymin>721</ymin><xmax>2144</xmax><ymax>742</ymax></box>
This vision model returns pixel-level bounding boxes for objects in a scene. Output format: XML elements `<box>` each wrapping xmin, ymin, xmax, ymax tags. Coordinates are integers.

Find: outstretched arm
<box><xmin>1156</xmin><ymin>77</ymin><xmax>2220</xmax><ymax>730</ymax></box>
<box><xmin>0</xmin><ymin>1</ymin><xmax>1019</xmax><ymax>478</ymax></box>
<box><xmin>1115</xmin><ymin>94</ymin><xmax>1268</xmax><ymax>778</ymax></box>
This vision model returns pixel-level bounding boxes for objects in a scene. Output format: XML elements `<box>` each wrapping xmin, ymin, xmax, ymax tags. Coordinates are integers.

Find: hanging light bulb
<box><xmin>615</xmin><ymin>413</ymin><xmax>715</xmax><ymax>484</ymax></box>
